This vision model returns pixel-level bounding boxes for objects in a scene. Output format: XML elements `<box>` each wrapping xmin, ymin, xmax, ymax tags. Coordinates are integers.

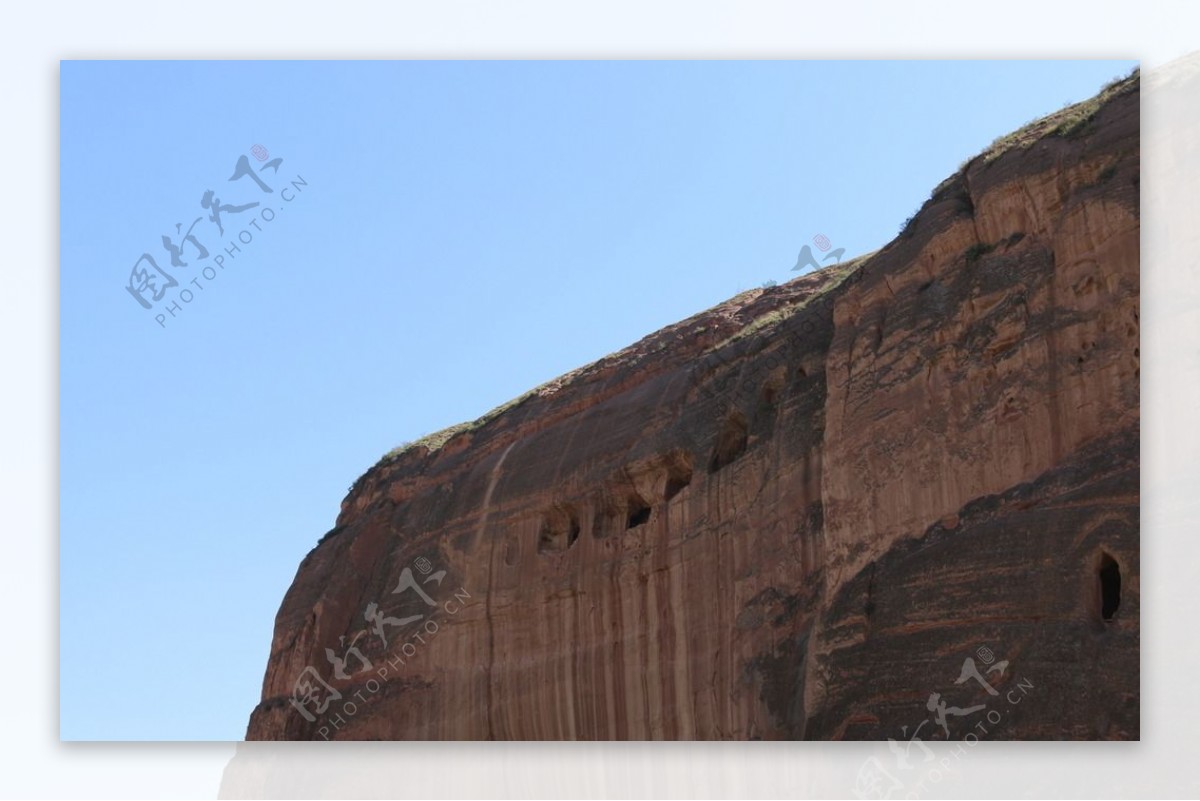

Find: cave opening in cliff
<box><xmin>538</xmin><ymin>509</ymin><xmax>581</xmax><ymax>553</ymax></box>
<box><xmin>627</xmin><ymin>501</ymin><xmax>651</xmax><ymax>529</ymax></box>
<box><xmin>709</xmin><ymin>411</ymin><xmax>749</xmax><ymax>473</ymax></box>
<box><xmin>1099</xmin><ymin>552</ymin><xmax>1121</xmax><ymax>621</ymax></box>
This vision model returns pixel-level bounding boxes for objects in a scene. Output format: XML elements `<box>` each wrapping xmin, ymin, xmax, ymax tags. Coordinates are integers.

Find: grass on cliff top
<box><xmin>980</xmin><ymin>66</ymin><xmax>1139</xmax><ymax>163</ymax></box>
<box><xmin>908</xmin><ymin>67</ymin><xmax>1138</xmax><ymax>236</ymax></box>
<box><xmin>708</xmin><ymin>254</ymin><xmax>873</xmax><ymax>351</ymax></box>
<box><xmin>380</xmin><ymin>421</ymin><xmax>474</xmax><ymax>462</ymax></box>
<box><xmin>374</xmin><ymin>391</ymin><xmax>537</xmax><ymax>468</ymax></box>
<box><xmin>370</xmin><ymin>355</ymin><xmax>587</xmax><ymax>472</ymax></box>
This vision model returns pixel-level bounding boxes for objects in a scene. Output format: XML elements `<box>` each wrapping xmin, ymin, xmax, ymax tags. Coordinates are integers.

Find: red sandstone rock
<box><xmin>246</xmin><ymin>73</ymin><xmax>1139</xmax><ymax>741</ymax></box>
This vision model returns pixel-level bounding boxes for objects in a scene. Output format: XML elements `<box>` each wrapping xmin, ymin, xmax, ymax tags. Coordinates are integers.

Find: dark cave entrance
<box><xmin>1099</xmin><ymin>552</ymin><xmax>1121</xmax><ymax>621</ymax></box>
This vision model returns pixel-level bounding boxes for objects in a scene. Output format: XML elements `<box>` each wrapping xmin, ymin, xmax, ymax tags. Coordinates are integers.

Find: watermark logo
<box><xmin>852</xmin><ymin>646</ymin><xmax>1035</xmax><ymax>800</ymax></box>
<box><xmin>792</xmin><ymin>232</ymin><xmax>846</xmax><ymax>274</ymax></box>
<box><xmin>285</xmin><ymin>557</ymin><xmax>472</xmax><ymax>739</ymax></box>
<box><xmin>123</xmin><ymin>145</ymin><xmax>309</xmax><ymax>328</ymax></box>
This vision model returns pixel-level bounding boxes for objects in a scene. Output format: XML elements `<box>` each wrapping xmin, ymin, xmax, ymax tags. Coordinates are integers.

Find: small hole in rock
<box><xmin>1099</xmin><ymin>552</ymin><xmax>1121</xmax><ymax>621</ymax></box>
<box><xmin>627</xmin><ymin>503</ymin><xmax>651</xmax><ymax>529</ymax></box>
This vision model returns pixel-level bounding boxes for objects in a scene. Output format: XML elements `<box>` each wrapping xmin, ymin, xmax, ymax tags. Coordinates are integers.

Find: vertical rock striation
<box><xmin>247</xmin><ymin>73</ymin><xmax>1139</xmax><ymax>741</ymax></box>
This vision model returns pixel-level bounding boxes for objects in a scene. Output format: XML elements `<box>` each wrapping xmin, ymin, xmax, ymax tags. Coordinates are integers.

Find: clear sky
<box><xmin>60</xmin><ymin>59</ymin><xmax>1136</xmax><ymax>741</ymax></box>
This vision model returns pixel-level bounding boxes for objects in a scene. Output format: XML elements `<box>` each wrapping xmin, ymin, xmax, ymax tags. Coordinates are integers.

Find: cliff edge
<box><xmin>247</xmin><ymin>73</ymin><xmax>1139</xmax><ymax>740</ymax></box>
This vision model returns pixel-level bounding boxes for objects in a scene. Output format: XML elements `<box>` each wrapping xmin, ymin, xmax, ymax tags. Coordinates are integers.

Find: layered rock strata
<box><xmin>247</xmin><ymin>73</ymin><xmax>1139</xmax><ymax>741</ymax></box>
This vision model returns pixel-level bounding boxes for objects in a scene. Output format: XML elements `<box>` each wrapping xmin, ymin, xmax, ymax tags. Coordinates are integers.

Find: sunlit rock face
<box><xmin>246</xmin><ymin>74</ymin><xmax>1138</xmax><ymax>741</ymax></box>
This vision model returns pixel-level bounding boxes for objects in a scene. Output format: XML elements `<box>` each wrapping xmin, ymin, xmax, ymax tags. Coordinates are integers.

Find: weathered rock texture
<box><xmin>247</xmin><ymin>74</ymin><xmax>1139</xmax><ymax>741</ymax></box>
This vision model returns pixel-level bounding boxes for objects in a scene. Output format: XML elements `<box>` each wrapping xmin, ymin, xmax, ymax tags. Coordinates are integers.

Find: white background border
<box><xmin>9</xmin><ymin>1</ymin><xmax>1198</xmax><ymax>797</ymax></box>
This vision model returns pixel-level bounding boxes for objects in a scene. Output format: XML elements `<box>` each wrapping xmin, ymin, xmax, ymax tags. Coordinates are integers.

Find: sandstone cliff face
<box><xmin>247</xmin><ymin>75</ymin><xmax>1139</xmax><ymax>741</ymax></box>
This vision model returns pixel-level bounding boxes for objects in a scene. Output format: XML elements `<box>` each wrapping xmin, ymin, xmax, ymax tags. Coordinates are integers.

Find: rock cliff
<box><xmin>247</xmin><ymin>73</ymin><xmax>1139</xmax><ymax>741</ymax></box>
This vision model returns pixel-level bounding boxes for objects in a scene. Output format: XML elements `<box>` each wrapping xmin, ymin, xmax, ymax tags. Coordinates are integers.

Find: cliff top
<box><xmin>347</xmin><ymin>67</ymin><xmax>1139</xmax><ymax>503</ymax></box>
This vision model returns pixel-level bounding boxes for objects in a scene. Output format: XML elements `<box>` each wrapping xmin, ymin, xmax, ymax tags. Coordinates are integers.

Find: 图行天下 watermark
<box><xmin>122</xmin><ymin>144</ymin><xmax>309</xmax><ymax>328</ymax></box>
<box><xmin>286</xmin><ymin>554</ymin><xmax>473</xmax><ymax>740</ymax></box>
<box><xmin>852</xmin><ymin>645</ymin><xmax>1036</xmax><ymax>800</ymax></box>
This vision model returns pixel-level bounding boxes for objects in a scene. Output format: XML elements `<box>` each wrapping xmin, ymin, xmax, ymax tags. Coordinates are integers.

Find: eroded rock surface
<box><xmin>246</xmin><ymin>74</ymin><xmax>1139</xmax><ymax>741</ymax></box>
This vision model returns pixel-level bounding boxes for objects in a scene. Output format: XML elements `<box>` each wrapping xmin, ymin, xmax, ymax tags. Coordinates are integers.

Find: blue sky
<box><xmin>60</xmin><ymin>59</ymin><xmax>1136</xmax><ymax>741</ymax></box>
